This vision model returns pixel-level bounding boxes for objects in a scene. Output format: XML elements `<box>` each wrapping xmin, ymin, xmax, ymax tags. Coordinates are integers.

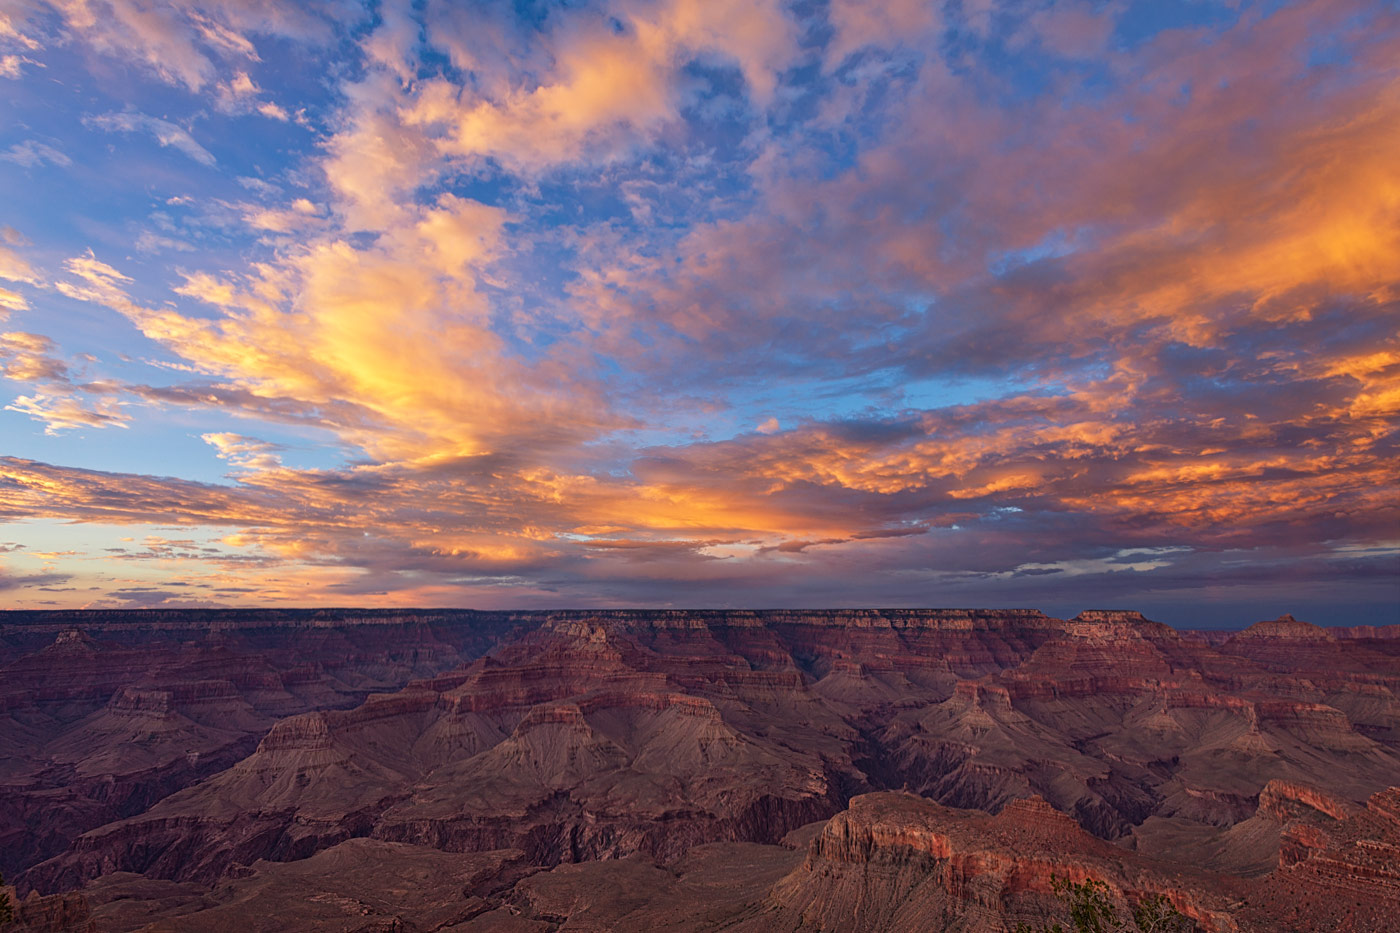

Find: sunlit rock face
<box><xmin>2</xmin><ymin>608</ymin><xmax>1398</xmax><ymax>932</ymax></box>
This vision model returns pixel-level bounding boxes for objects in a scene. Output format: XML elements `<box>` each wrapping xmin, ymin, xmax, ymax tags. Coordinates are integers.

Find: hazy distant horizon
<box><xmin>2</xmin><ymin>601</ymin><xmax>1395</xmax><ymax>630</ymax></box>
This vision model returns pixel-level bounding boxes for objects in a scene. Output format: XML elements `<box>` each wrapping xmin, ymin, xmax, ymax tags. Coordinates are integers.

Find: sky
<box><xmin>0</xmin><ymin>0</ymin><xmax>1397</xmax><ymax>626</ymax></box>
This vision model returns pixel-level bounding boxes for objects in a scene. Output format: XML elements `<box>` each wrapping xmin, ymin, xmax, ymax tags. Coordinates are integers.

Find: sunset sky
<box><xmin>1</xmin><ymin>0</ymin><xmax>1397</xmax><ymax>624</ymax></box>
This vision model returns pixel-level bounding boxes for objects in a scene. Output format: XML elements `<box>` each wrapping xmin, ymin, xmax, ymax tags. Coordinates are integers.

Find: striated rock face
<box><xmin>1242</xmin><ymin>786</ymin><xmax>1400</xmax><ymax>932</ymax></box>
<box><xmin>23</xmin><ymin>616</ymin><xmax>866</xmax><ymax>892</ymax></box>
<box><xmin>1221</xmin><ymin>613</ymin><xmax>1400</xmax><ymax>683</ymax></box>
<box><xmin>761</xmin><ymin>792</ymin><xmax>1242</xmax><ymax>932</ymax></box>
<box><xmin>4</xmin><ymin>888</ymin><xmax>97</xmax><ymax>933</ymax></box>
<box><xmin>1333</xmin><ymin>626</ymin><xmax>1400</xmax><ymax>640</ymax></box>
<box><xmin>1236</xmin><ymin>613</ymin><xmax>1332</xmax><ymax>640</ymax></box>
<box><xmin>1257</xmin><ymin>779</ymin><xmax>1357</xmax><ymax>825</ymax></box>
<box><xmin>442</xmin><ymin>788</ymin><xmax>1400</xmax><ymax>933</ymax></box>
<box><xmin>0</xmin><ymin>609</ymin><xmax>523</xmax><ymax>880</ymax></box>
<box><xmin>3</xmin><ymin>608</ymin><xmax>1398</xmax><ymax>931</ymax></box>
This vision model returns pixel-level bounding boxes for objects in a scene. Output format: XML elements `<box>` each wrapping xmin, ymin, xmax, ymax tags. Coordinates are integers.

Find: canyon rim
<box><xmin>2</xmin><ymin>0</ymin><xmax>1398</xmax><ymax>930</ymax></box>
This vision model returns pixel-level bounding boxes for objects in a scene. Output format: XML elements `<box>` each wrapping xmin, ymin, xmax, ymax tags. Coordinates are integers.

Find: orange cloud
<box><xmin>402</xmin><ymin>0</ymin><xmax>796</xmax><ymax>172</ymax></box>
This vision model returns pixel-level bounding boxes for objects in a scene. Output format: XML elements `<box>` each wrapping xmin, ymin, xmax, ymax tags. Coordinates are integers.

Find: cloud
<box><xmin>0</xmin><ymin>234</ymin><xmax>35</xmax><ymax>313</ymax></box>
<box><xmin>0</xmin><ymin>54</ymin><xmax>40</xmax><ymax>78</ymax></box>
<box><xmin>569</xmin><ymin>1</ymin><xmax>1400</xmax><ymax>392</ymax></box>
<box><xmin>2</xmin><ymin>140</ymin><xmax>72</xmax><ymax>167</ymax></box>
<box><xmin>201</xmin><ymin>431</ymin><xmax>282</xmax><ymax>471</ymax></box>
<box><xmin>0</xmin><ymin>288</ymin><xmax>26</xmax><ymax>313</ymax></box>
<box><xmin>240</xmin><ymin>202</ymin><xmax>323</xmax><ymax>234</ymax></box>
<box><xmin>0</xmin><ymin>331</ymin><xmax>70</xmax><ymax>383</ymax></box>
<box><xmin>135</xmin><ymin>231</ymin><xmax>195</xmax><ymax>253</ymax></box>
<box><xmin>0</xmin><ymin>330</ymin><xmax>133</xmax><ymax>433</ymax></box>
<box><xmin>0</xmin><ymin>10</ymin><xmax>42</xmax><ymax>51</ymax></box>
<box><xmin>0</xmin><ymin>567</ymin><xmax>71</xmax><ymax>592</ymax></box>
<box><xmin>236</xmin><ymin>176</ymin><xmax>280</xmax><ymax>196</ymax></box>
<box><xmin>213</xmin><ymin>68</ymin><xmax>289</xmax><ymax>119</ymax></box>
<box><xmin>86</xmin><ymin>112</ymin><xmax>217</xmax><ymax>165</ymax></box>
<box><xmin>397</xmin><ymin>0</ymin><xmax>798</xmax><ymax>174</ymax></box>
<box><xmin>63</xmin><ymin>197</ymin><xmax>620</xmax><ymax>465</ymax></box>
<box><xmin>0</xmin><ymin>231</ymin><xmax>40</xmax><ymax>294</ymax></box>
<box><xmin>5</xmin><ymin>393</ymin><xmax>130</xmax><ymax>433</ymax></box>
<box><xmin>55</xmin><ymin>251</ymin><xmax>133</xmax><ymax>304</ymax></box>
<box><xmin>39</xmin><ymin>0</ymin><xmax>357</xmax><ymax>91</ymax></box>
<box><xmin>826</xmin><ymin>0</ymin><xmax>940</xmax><ymax>66</ymax></box>
<box><xmin>0</xmin><ymin>0</ymin><xmax>1395</xmax><ymax>622</ymax></box>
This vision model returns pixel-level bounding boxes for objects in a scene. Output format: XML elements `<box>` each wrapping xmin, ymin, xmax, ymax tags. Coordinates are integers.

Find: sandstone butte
<box><xmin>0</xmin><ymin>607</ymin><xmax>1396</xmax><ymax>932</ymax></box>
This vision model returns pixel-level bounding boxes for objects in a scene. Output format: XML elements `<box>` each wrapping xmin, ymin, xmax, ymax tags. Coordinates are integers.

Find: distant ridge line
<box><xmin>0</xmin><ymin>606</ymin><xmax>1395</xmax><ymax>637</ymax></box>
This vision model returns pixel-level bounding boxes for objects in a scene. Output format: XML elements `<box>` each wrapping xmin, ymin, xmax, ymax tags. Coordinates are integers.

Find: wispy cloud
<box><xmin>86</xmin><ymin>112</ymin><xmax>216</xmax><ymax>165</ymax></box>
<box><xmin>2</xmin><ymin>139</ymin><xmax>72</xmax><ymax>167</ymax></box>
<box><xmin>24</xmin><ymin>0</ymin><xmax>352</xmax><ymax>91</ymax></box>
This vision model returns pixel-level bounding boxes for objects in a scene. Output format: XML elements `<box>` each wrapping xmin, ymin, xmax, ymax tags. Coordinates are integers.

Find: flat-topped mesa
<box><xmin>1073</xmin><ymin>609</ymin><xmax>1152</xmax><ymax>624</ymax></box>
<box><xmin>1235</xmin><ymin>614</ymin><xmax>1333</xmax><ymax>640</ymax></box>
<box><xmin>108</xmin><ymin>680</ymin><xmax>244</xmax><ymax>710</ymax></box>
<box><xmin>541</xmin><ymin>608</ymin><xmax>1062</xmax><ymax>633</ymax></box>
<box><xmin>542</xmin><ymin>610</ymin><xmax>767</xmax><ymax>632</ymax></box>
<box><xmin>6</xmin><ymin>608</ymin><xmax>1170</xmax><ymax>651</ymax></box>
<box><xmin>808</xmin><ymin>793</ymin><xmax>1105</xmax><ymax>868</ymax></box>
<box><xmin>105</xmin><ymin>686</ymin><xmax>181</xmax><ymax>720</ymax></box>
<box><xmin>543</xmin><ymin>602</ymin><xmax>1058</xmax><ymax>633</ymax></box>
<box><xmin>1332</xmin><ymin>625</ymin><xmax>1400</xmax><ymax>640</ymax></box>
<box><xmin>772</xmin><ymin>608</ymin><xmax>1061</xmax><ymax>631</ymax></box>
<box><xmin>38</xmin><ymin>629</ymin><xmax>98</xmax><ymax>656</ymax></box>
<box><xmin>531</xmin><ymin>610</ymin><xmax>1075</xmax><ymax>682</ymax></box>
<box><xmin>1068</xmin><ymin>610</ymin><xmax>1178</xmax><ymax>639</ymax></box>
<box><xmin>808</xmin><ymin>794</ymin><xmax>959</xmax><ymax>865</ymax></box>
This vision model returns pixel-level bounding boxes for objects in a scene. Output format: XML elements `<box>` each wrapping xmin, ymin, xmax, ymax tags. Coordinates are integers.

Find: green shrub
<box><xmin>1013</xmin><ymin>875</ymin><xmax>1194</xmax><ymax>933</ymax></box>
<box><xmin>0</xmin><ymin>869</ymin><xmax>12</xmax><ymax>924</ymax></box>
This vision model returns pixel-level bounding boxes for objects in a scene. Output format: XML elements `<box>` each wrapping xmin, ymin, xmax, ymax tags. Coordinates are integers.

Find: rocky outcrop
<box><xmin>4</xmin><ymin>888</ymin><xmax>97</xmax><ymax>933</ymax></box>
<box><xmin>1242</xmin><ymin>786</ymin><xmax>1400</xmax><ymax>932</ymax></box>
<box><xmin>0</xmin><ymin>610</ymin><xmax>522</xmax><ymax>880</ymax></box>
<box><xmin>1235</xmin><ymin>613</ymin><xmax>1332</xmax><ymax>640</ymax></box>
<box><xmin>5</xmin><ymin>608</ymin><xmax>1398</xmax><ymax>930</ymax></box>
<box><xmin>1258</xmin><ymin>779</ymin><xmax>1357</xmax><ymax>825</ymax></box>
<box><xmin>763</xmin><ymin>792</ymin><xmax>1240</xmax><ymax>932</ymax></box>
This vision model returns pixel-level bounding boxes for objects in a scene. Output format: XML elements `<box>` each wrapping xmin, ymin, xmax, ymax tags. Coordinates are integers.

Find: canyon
<box><xmin>1</xmin><ymin>608</ymin><xmax>1396</xmax><ymax>931</ymax></box>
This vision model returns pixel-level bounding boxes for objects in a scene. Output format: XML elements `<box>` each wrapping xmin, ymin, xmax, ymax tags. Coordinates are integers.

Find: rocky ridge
<box><xmin>2</xmin><ymin>608</ymin><xmax>1397</xmax><ymax>932</ymax></box>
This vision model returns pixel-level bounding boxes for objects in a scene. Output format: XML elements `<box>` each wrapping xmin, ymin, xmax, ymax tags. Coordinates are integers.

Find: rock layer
<box><xmin>2</xmin><ymin>608</ymin><xmax>1397</xmax><ymax>932</ymax></box>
